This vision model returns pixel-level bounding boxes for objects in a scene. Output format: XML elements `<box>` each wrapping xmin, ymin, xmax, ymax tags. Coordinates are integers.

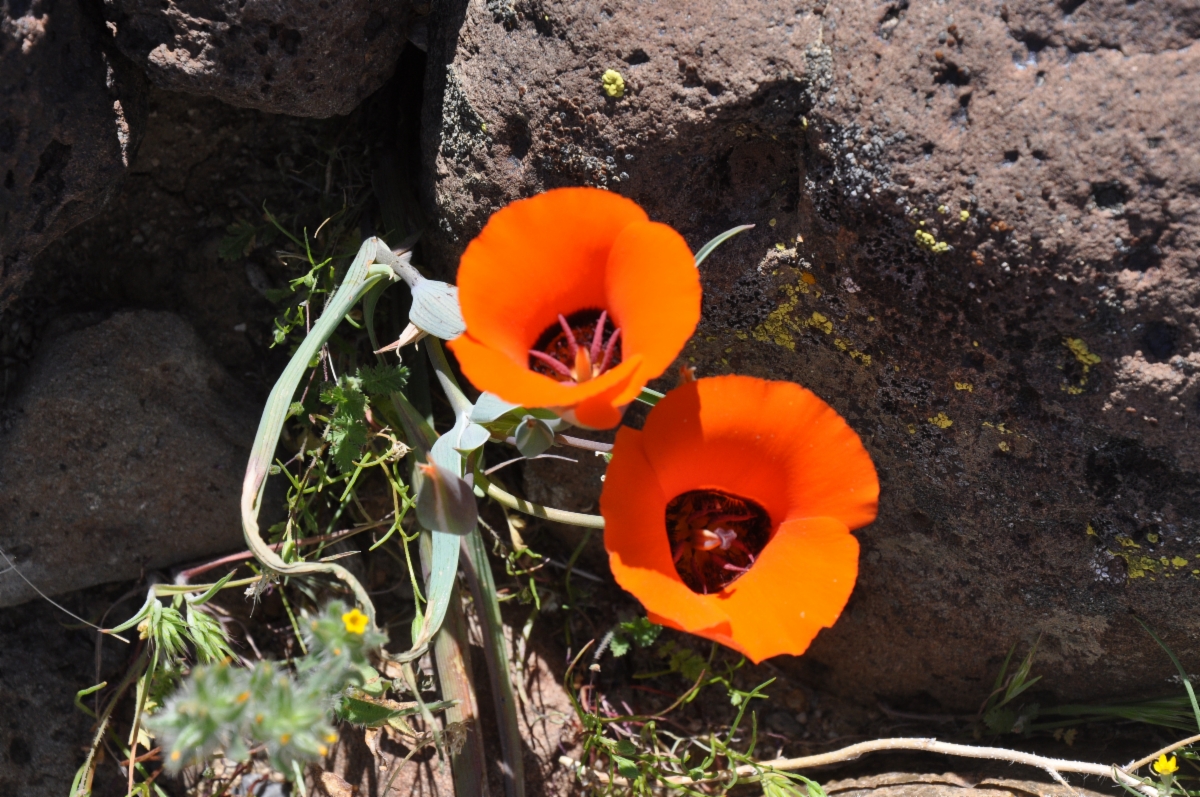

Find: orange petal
<box><xmin>601</xmin><ymin>426</ymin><xmax>728</xmax><ymax>632</ymax></box>
<box><xmin>456</xmin><ymin>188</ymin><xmax>648</xmax><ymax>362</ymax></box>
<box><xmin>639</xmin><ymin>376</ymin><xmax>879</xmax><ymax>531</ymax></box>
<box><xmin>449</xmin><ymin>333</ymin><xmax>643</xmax><ymax>411</ymax></box>
<box><xmin>604</xmin><ymin>220</ymin><xmax>701</xmax><ymax>405</ymax></box>
<box><xmin>702</xmin><ymin>518</ymin><xmax>859</xmax><ymax>662</ymax></box>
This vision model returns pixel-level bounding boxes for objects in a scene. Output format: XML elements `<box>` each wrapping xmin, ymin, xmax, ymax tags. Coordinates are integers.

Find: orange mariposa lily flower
<box><xmin>447</xmin><ymin>188</ymin><xmax>700</xmax><ymax>429</ymax></box>
<box><xmin>600</xmin><ymin>375</ymin><xmax>879</xmax><ymax>662</ymax></box>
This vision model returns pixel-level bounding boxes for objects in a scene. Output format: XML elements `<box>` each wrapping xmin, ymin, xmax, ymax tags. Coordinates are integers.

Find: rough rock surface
<box><xmin>103</xmin><ymin>0</ymin><xmax>419</xmax><ymax>116</ymax></box>
<box><xmin>422</xmin><ymin>0</ymin><xmax>1200</xmax><ymax>708</ymax></box>
<box><xmin>0</xmin><ymin>310</ymin><xmax>257</xmax><ymax>607</ymax></box>
<box><xmin>0</xmin><ymin>0</ymin><xmax>146</xmax><ymax>303</ymax></box>
<box><xmin>0</xmin><ymin>582</ymin><xmax>133</xmax><ymax>797</ymax></box>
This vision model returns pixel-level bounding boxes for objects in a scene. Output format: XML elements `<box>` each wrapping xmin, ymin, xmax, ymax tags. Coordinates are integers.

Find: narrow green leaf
<box><xmin>693</xmin><ymin>223</ymin><xmax>755</xmax><ymax>268</ymax></box>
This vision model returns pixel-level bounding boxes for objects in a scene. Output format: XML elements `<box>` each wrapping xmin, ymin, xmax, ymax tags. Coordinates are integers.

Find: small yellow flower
<box><xmin>1153</xmin><ymin>754</ymin><xmax>1179</xmax><ymax>776</ymax></box>
<box><xmin>341</xmin><ymin>607</ymin><xmax>369</xmax><ymax>635</ymax></box>
<box><xmin>601</xmin><ymin>69</ymin><xmax>626</xmax><ymax>99</ymax></box>
<box><xmin>325</xmin><ymin>732</ymin><xmax>339</xmax><ymax>744</ymax></box>
<box><xmin>170</xmin><ymin>750</ymin><xmax>181</xmax><ymax>762</ymax></box>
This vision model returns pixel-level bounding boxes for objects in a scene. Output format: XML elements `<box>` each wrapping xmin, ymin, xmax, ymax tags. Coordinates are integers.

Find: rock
<box><xmin>0</xmin><ymin>0</ymin><xmax>147</xmax><ymax>304</ymax></box>
<box><xmin>103</xmin><ymin>0</ymin><xmax>419</xmax><ymax>117</ymax></box>
<box><xmin>0</xmin><ymin>310</ymin><xmax>257</xmax><ymax>607</ymax></box>
<box><xmin>421</xmin><ymin>0</ymin><xmax>1200</xmax><ymax>708</ymax></box>
<box><xmin>0</xmin><ymin>581</ymin><xmax>136</xmax><ymax>797</ymax></box>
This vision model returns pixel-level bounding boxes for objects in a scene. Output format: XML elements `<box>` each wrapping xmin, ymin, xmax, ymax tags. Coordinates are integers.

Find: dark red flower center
<box><xmin>665</xmin><ymin>489</ymin><xmax>772</xmax><ymax>594</ymax></box>
<box><xmin>528</xmin><ymin>308</ymin><xmax>623</xmax><ymax>385</ymax></box>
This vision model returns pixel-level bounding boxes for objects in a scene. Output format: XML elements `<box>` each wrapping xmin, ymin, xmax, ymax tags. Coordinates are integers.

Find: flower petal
<box><xmin>704</xmin><ymin>517</ymin><xmax>859</xmax><ymax>662</ymax></box>
<box><xmin>601</xmin><ymin>426</ymin><xmax>728</xmax><ymax>632</ymax></box>
<box><xmin>604</xmin><ymin>220</ymin><xmax>701</xmax><ymax>405</ymax></box>
<box><xmin>449</xmin><ymin>333</ymin><xmax>643</xmax><ymax>411</ymax></box>
<box><xmin>455</xmin><ymin>188</ymin><xmax>649</xmax><ymax>362</ymax></box>
<box><xmin>640</xmin><ymin>376</ymin><xmax>878</xmax><ymax>531</ymax></box>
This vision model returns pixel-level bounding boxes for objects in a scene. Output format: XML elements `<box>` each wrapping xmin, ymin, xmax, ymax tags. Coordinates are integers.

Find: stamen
<box><xmin>557</xmin><ymin>314</ymin><xmax>579</xmax><ymax>355</ymax></box>
<box><xmin>528</xmin><ymin>349</ymin><xmax>573</xmax><ymax>378</ymax></box>
<box><xmin>589</xmin><ymin>310</ymin><xmax>608</xmax><ymax>366</ymax></box>
<box><xmin>529</xmin><ymin>309</ymin><xmax>623</xmax><ymax>382</ymax></box>
<box><xmin>600</xmin><ymin>328</ymin><xmax>621</xmax><ymax>373</ymax></box>
<box><xmin>664</xmin><ymin>489</ymin><xmax>772</xmax><ymax>594</ymax></box>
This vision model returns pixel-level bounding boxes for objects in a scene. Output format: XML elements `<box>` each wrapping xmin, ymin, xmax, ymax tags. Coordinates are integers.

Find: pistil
<box><xmin>665</xmin><ymin>489</ymin><xmax>772</xmax><ymax>594</ymax></box>
<box><xmin>529</xmin><ymin>309</ymin><xmax>623</xmax><ymax>384</ymax></box>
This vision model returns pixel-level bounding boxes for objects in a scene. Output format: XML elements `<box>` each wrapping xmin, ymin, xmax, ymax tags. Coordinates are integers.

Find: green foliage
<box><xmin>321</xmin><ymin>376</ymin><xmax>368</xmax><ymax>472</ymax></box>
<box><xmin>979</xmin><ymin>638</ymin><xmax>1042</xmax><ymax>735</ymax></box>
<box><xmin>186</xmin><ymin>604</ymin><xmax>234</xmax><ymax>664</ymax></box>
<box><xmin>609</xmin><ymin>617</ymin><xmax>662</xmax><ymax>658</ymax></box>
<box><xmin>359</xmin><ymin>362</ymin><xmax>410</xmax><ymax>396</ymax></box>
<box><xmin>149</xmin><ymin>600</ymin><xmax>387</xmax><ymax>774</ymax></box>
<box><xmin>218</xmin><ymin>219</ymin><xmax>259</xmax><ymax>260</ymax></box>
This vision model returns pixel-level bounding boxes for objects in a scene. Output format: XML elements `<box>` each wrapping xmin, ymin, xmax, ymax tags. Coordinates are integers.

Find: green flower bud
<box><xmin>514</xmin><ymin>415</ymin><xmax>556</xmax><ymax>458</ymax></box>
<box><xmin>413</xmin><ymin>460</ymin><xmax>478</xmax><ymax>535</ymax></box>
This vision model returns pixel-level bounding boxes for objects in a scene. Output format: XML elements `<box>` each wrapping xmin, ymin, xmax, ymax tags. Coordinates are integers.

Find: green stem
<box><xmin>637</xmin><ymin>386</ymin><xmax>664</xmax><ymax>406</ymax></box>
<box><xmin>421</xmin><ymin>533</ymin><xmax>488</xmax><ymax>797</ymax></box>
<box><xmin>424</xmin><ymin>337</ymin><xmax>473</xmax><ymax>415</ymax></box>
<box><xmin>461</xmin><ymin>526</ymin><xmax>526</xmax><ymax>797</ymax></box>
<box><xmin>240</xmin><ymin>238</ymin><xmax>397</xmax><ymax>631</ymax></box>
<box><xmin>474</xmin><ymin>467</ymin><xmax>605</xmax><ymax>529</ymax></box>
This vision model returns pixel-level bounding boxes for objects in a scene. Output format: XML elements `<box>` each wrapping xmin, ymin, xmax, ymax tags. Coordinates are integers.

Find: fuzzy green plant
<box><xmin>148</xmin><ymin>600</ymin><xmax>386</xmax><ymax>775</ymax></box>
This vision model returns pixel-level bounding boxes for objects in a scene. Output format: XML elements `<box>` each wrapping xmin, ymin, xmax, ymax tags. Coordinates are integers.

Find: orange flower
<box><xmin>600</xmin><ymin>375</ymin><xmax>879</xmax><ymax>662</ymax></box>
<box><xmin>447</xmin><ymin>188</ymin><xmax>700</xmax><ymax>429</ymax></box>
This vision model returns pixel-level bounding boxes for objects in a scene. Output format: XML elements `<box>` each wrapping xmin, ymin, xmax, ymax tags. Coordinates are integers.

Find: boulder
<box><xmin>0</xmin><ymin>0</ymin><xmax>146</xmax><ymax>303</ymax></box>
<box><xmin>0</xmin><ymin>583</ymin><xmax>134</xmax><ymax>797</ymax></box>
<box><xmin>0</xmin><ymin>311</ymin><xmax>257</xmax><ymax>607</ymax></box>
<box><xmin>103</xmin><ymin>0</ymin><xmax>419</xmax><ymax>117</ymax></box>
<box><xmin>422</xmin><ymin>0</ymin><xmax>1200</xmax><ymax>708</ymax></box>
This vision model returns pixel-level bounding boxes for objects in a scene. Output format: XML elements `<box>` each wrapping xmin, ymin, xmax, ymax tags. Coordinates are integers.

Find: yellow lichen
<box><xmin>915</xmin><ymin>229</ymin><xmax>950</xmax><ymax>253</ymax></box>
<box><xmin>1116</xmin><ymin>536</ymin><xmax>1140</xmax><ymax>549</ymax></box>
<box><xmin>807</xmin><ymin>312</ymin><xmax>832</xmax><ymax>334</ymax></box>
<box><xmin>1086</xmin><ymin>523</ymin><xmax>1097</xmax><ymax>536</ymax></box>
<box><xmin>1146</xmin><ymin>532</ymin><xmax>1160</xmax><ymax>543</ymax></box>
<box><xmin>998</xmin><ymin>441</ymin><xmax>1011</xmax><ymax>452</ymax></box>
<box><xmin>1173</xmin><ymin>556</ymin><xmax>1189</xmax><ymax>568</ymax></box>
<box><xmin>1111</xmin><ymin>551</ymin><xmax>1158</xmax><ymax>579</ymax></box>
<box><xmin>955</xmin><ymin>382</ymin><xmax>974</xmax><ymax>392</ymax></box>
<box><xmin>928</xmin><ymin>412</ymin><xmax>953</xmax><ymax>429</ymax></box>
<box><xmin>906</xmin><ymin>423</ymin><xmax>916</xmax><ymax>434</ymax></box>
<box><xmin>1065</xmin><ymin>338</ymin><xmax>1101</xmax><ymax>370</ymax></box>
<box><xmin>751</xmin><ymin>284</ymin><xmax>802</xmax><ymax>350</ymax></box>
<box><xmin>1062</xmin><ymin>384</ymin><xmax>1085</xmax><ymax>395</ymax></box>
<box><xmin>959</xmin><ymin>210</ymin><xmax>970</xmax><ymax>222</ymax></box>
<box><xmin>601</xmin><ymin>69</ymin><xmax>626</xmax><ymax>99</ymax></box>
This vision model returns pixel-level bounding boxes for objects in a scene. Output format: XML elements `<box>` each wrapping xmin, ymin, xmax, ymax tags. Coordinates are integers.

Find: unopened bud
<box><xmin>409</xmin><ymin>278</ymin><xmax>466</xmax><ymax>341</ymax></box>
<box><xmin>514</xmin><ymin>415</ymin><xmax>555</xmax><ymax>458</ymax></box>
<box><xmin>413</xmin><ymin>460</ymin><xmax>478</xmax><ymax>535</ymax></box>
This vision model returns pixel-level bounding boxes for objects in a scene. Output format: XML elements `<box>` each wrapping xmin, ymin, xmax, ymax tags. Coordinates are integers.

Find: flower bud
<box><xmin>514</xmin><ymin>415</ymin><xmax>556</xmax><ymax>458</ymax></box>
<box><xmin>413</xmin><ymin>460</ymin><xmax>478</xmax><ymax>535</ymax></box>
<box><xmin>410</xmin><ymin>278</ymin><xmax>466</xmax><ymax>341</ymax></box>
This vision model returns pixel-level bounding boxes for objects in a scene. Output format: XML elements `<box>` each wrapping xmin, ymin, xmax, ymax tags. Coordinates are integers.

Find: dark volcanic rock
<box><xmin>422</xmin><ymin>0</ymin><xmax>1200</xmax><ymax>708</ymax></box>
<box><xmin>0</xmin><ymin>0</ymin><xmax>146</xmax><ymax>304</ymax></box>
<box><xmin>0</xmin><ymin>310</ymin><xmax>256</xmax><ymax>607</ymax></box>
<box><xmin>103</xmin><ymin>0</ymin><xmax>418</xmax><ymax>117</ymax></box>
<box><xmin>0</xmin><ymin>583</ymin><xmax>134</xmax><ymax>797</ymax></box>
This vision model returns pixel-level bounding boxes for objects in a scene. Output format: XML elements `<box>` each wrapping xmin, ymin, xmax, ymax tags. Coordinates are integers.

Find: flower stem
<box><xmin>560</xmin><ymin>737</ymin><xmax>1159</xmax><ymax>796</ymax></box>
<box><xmin>636</xmin><ymin>386</ymin><xmax>664</xmax><ymax>406</ymax></box>
<box><xmin>474</xmin><ymin>467</ymin><xmax>605</xmax><ymax>529</ymax></box>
